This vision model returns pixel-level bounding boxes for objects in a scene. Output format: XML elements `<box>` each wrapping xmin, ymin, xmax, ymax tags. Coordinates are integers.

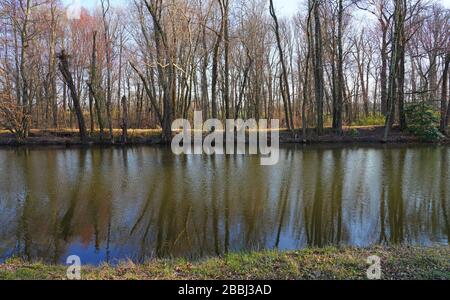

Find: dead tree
<box><xmin>57</xmin><ymin>50</ymin><xmax>87</xmax><ymax>141</ymax></box>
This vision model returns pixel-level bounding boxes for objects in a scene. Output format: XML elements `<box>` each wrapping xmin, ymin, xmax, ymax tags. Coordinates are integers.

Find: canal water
<box><xmin>0</xmin><ymin>145</ymin><xmax>448</xmax><ymax>265</ymax></box>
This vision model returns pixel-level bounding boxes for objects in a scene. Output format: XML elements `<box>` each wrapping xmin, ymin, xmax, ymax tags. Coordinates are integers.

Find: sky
<box><xmin>276</xmin><ymin>0</ymin><xmax>450</xmax><ymax>17</ymax></box>
<box><xmin>59</xmin><ymin>0</ymin><xmax>313</xmax><ymax>17</ymax></box>
<box><xmin>63</xmin><ymin>0</ymin><xmax>450</xmax><ymax>18</ymax></box>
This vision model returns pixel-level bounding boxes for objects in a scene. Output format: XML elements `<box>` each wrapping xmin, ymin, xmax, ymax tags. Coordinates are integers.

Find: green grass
<box><xmin>354</xmin><ymin>115</ymin><xmax>386</xmax><ymax>126</ymax></box>
<box><xmin>0</xmin><ymin>246</ymin><xmax>448</xmax><ymax>280</ymax></box>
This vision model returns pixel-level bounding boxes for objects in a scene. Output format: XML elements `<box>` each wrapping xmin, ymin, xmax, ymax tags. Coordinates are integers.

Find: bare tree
<box><xmin>313</xmin><ymin>0</ymin><xmax>324</xmax><ymax>135</ymax></box>
<box><xmin>101</xmin><ymin>0</ymin><xmax>114</xmax><ymax>141</ymax></box>
<box><xmin>0</xmin><ymin>0</ymin><xmax>447</xmax><ymax>142</ymax></box>
<box><xmin>121</xmin><ymin>95</ymin><xmax>128</xmax><ymax>143</ymax></box>
<box><xmin>384</xmin><ymin>0</ymin><xmax>406</xmax><ymax>141</ymax></box>
<box><xmin>441</xmin><ymin>53</ymin><xmax>450</xmax><ymax>132</ymax></box>
<box><xmin>58</xmin><ymin>50</ymin><xmax>87</xmax><ymax>141</ymax></box>
<box><xmin>269</xmin><ymin>0</ymin><xmax>294</xmax><ymax>131</ymax></box>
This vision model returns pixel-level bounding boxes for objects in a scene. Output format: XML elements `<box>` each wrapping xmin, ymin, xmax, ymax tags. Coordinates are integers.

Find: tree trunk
<box><xmin>440</xmin><ymin>53</ymin><xmax>450</xmax><ymax>133</ymax></box>
<box><xmin>19</xmin><ymin>0</ymin><xmax>32</xmax><ymax>138</ymax></box>
<box><xmin>58</xmin><ymin>50</ymin><xmax>87</xmax><ymax>141</ymax></box>
<box><xmin>201</xmin><ymin>25</ymin><xmax>209</xmax><ymax>119</ymax></box>
<box><xmin>398</xmin><ymin>53</ymin><xmax>406</xmax><ymax>131</ymax></box>
<box><xmin>269</xmin><ymin>0</ymin><xmax>294</xmax><ymax>131</ymax></box>
<box><xmin>313</xmin><ymin>0</ymin><xmax>324</xmax><ymax>135</ymax></box>
<box><xmin>384</xmin><ymin>0</ymin><xmax>406</xmax><ymax>141</ymax></box>
<box><xmin>144</xmin><ymin>0</ymin><xmax>174</xmax><ymax>143</ymax></box>
<box><xmin>333</xmin><ymin>0</ymin><xmax>344</xmax><ymax>134</ymax></box>
<box><xmin>222</xmin><ymin>0</ymin><xmax>230</xmax><ymax>120</ymax></box>
<box><xmin>89</xmin><ymin>31</ymin><xmax>104</xmax><ymax>139</ymax></box>
<box><xmin>121</xmin><ymin>96</ymin><xmax>128</xmax><ymax>143</ymax></box>
<box><xmin>380</xmin><ymin>28</ymin><xmax>389</xmax><ymax>116</ymax></box>
<box><xmin>303</xmin><ymin>0</ymin><xmax>314</xmax><ymax>140</ymax></box>
<box><xmin>49</xmin><ymin>1</ymin><xmax>58</xmax><ymax>128</ymax></box>
<box><xmin>102</xmin><ymin>0</ymin><xmax>114</xmax><ymax>141</ymax></box>
<box><xmin>211</xmin><ymin>6</ymin><xmax>223</xmax><ymax>120</ymax></box>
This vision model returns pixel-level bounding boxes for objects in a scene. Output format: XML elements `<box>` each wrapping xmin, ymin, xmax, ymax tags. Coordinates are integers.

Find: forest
<box><xmin>0</xmin><ymin>0</ymin><xmax>449</xmax><ymax>144</ymax></box>
<box><xmin>1</xmin><ymin>0</ymin><xmax>450</xmax><ymax>282</ymax></box>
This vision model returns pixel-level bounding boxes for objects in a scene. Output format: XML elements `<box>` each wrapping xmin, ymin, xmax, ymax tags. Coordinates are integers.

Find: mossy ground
<box><xmin>1</xmin><ymin>246</ymin><xmax>448</xmax><ymax>280</ymax></box>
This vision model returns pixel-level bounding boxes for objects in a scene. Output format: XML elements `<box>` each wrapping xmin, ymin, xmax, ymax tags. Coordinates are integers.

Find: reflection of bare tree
<box><xmin>309</xmin><ymin>150</ymin><xmax>326</xmax><ymax>247</ymax></box>
<box><xmin>303</xmin><ymin>148</ymin><xmax>370</xmax><ymax>247</ymax></box>
<box><xmin>45</xmin><ymin>151</ymin><xmax>60</xmax><ymax>264</ymax></box>
<box><xmin>155</xmin><ymin>168</ymin><xmax>174</xmax><ymax>257</ymax></box>
<box><xmin>211</xmin><ymin>158</ymin><xmax>221</xmax><ymax>255</ymax></box>
<box><xmin>1</xmin><ymin>146</ymin><xmax>449</xmax><ymax>264</ymax></box>
<box><xmin>17</xmin><ymin>150</ymin><xmax>33</xmax><ymax>261</ymax></box>
<box><xmin>379</xmin><ymin>188</ymin><xmax>387</xmax><ymax>244</ymax></box>
<box><xmin>386</xmin><ymin>149</ymin><xmax>405</xmax><ymax>244</ymax></box>
<box><xmin>134</xmin><ymin>185</ymin><xmax>158</xmax><ymax>262</ymax></box>
<box><xmin>130</xmin><ymin>183</ymin><xmax>157</xmax><ymax>237</ymax></box>
<box><xmin>224</xmin><ymin>158</ymin><xmax>230</xmax><ymax>254</ymax></box>
<box><xmin>331</xmin><ymin>150</ymin><xmax>343</xmax><ymax>244</ymax></box>
<box><xmin>242</xmin><ymin>155</ymin><xmax>272</xmax><ymax>251</ymax></box>
<box><xmin>19</xmin><ymin>195</ymin><xmax>32</xmax><ymax>260</ymax></box>
<box><xmin>440</xmin><ymin>148</ymin><xmax>450</xmax><ymax>243</ymax></box>
<box><xmin>379</xmin><ymin>147</ymin><xmax>388</xmax><ymax>244</ymax></box>
<box><xmin>129</xmin><ymin>153</ymin><xmax>197</xmax><ymax>260</ymax></box>
<box><xmin>88</xmin><ymin>151</ymin><xmax>102</xmax><ymax>252</ymax></box>
<box><xmin>60</xmin><ymin>150</ymin><xmax>87</xmax><ymax>241</ymax></box>
<box><xmin>303</xmin><ymin>150</ymin><xmax>326</xmax><ymax>247</ymax></box>
<box><xmin>275</xmin><ymin>151</ymin><xmax>293</xmax><ymax>248</ymax></box>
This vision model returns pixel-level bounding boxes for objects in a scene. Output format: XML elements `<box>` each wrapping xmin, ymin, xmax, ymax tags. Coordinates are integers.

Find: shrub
<box><xmin>0</xmin><ymin>93</ymin><xmax>30</xmax><ymax>140</ymax></box>
<box><xmin>355</xmin><ymin>115</ymin><xmax>386</xmax><ymax>126</ymax></box>
<box><xmin>405</xmin><ymin>102</ymin><xmax>444</xmax><ymax>141</ymax></box>
<box><xmin>347</xmin><ymin>128</ymin><xmax>360</xmax><ymax>137</ymax></box>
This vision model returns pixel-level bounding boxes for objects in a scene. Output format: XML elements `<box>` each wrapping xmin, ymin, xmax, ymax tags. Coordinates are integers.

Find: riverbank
<box><xmin>1</xmin><ymin>247</ymin><xmax>448</xmax><ymax>280</ymax></box>
<box><xmin>0</xmin><ymin>126</ymin><xmax>449</xmax><ymax>146</ymax></box>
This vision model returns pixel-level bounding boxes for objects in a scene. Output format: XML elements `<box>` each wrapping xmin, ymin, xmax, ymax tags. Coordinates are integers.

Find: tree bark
<box><xmin>101</xmin><ymin>0</ymin><xmax>114</xmax><ymax>141</ymax></box>
<box><xmin>144</xmin><ymin>0</ymin><xmax>174</xmax><ymax>143</ymax></box>
<box><xmin>384</xmin><ymin>0</ymin><xmax>406</xmax><ymax>141</ymax></box>
<box><xmin>89</xmin><ymin>31</ymin><xmax>104</xmax><ymax>139</ymax></box>
<box><xmin>58</xmin><ymin>50</ymin><xmax>87</xmax><ymax>141</ymax></box>
<box><xmin>313</xmin><ymin>0</ymin><xmax>324</xmax><ymax>135</ymax></box>
<box><xmin>269</xmin><ymin>0</ymin><xmax>294</xmax><ymax>131</ymax></box>
<box><xmin>440</xmin><ymin>53</ymin><xmax>450</xmax><ymax>133</ymax></box>
<box><xmin>121</xmin><ymin>96</ymin><xmax>128</xmax><ymax>143</ymax></box>
<box><xmin>222</xmin><ymin>0</ymin><xmax>230</xmax><ymax>120</ymax></box>
<box><xmin>380</xmin><ymin>24</ymin><xmax>389</xmax><ymax>116</ymax></box>
<box><xmin>333</xmin><ymin>0</ymin><xmax>344</xmax><ymax>134</ymax></box>
<box><xmin>49</xmin><ymin>0</ymin><xmax>58</xmax><ymax>128</ymax></box>
<box><xmin>211</xmin><ymin>1</ymin><xmax>224</xmax><ymax>120</ymax></box>
<box><xmin>303</xmin><ymin>0</ymin><xmax>314</xmax><ymax>140</ymax></box>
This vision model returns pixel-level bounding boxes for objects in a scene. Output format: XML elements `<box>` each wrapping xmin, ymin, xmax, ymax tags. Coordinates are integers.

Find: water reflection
<box><xmin>0</xmin><ymin>145</ymin><xmax>448</xmax><ymax>265</ymax></box>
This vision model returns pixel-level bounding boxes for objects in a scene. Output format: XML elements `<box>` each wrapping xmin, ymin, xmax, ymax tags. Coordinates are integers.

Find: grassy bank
<box><xmin>1</xmin><ymin>126</ymin><xmax>449</xmax><ymax>146</ymax></box>
<box><xmin>1</xmin><ymin>247</ymin><xmax>448</xmax><ymax>280</ymax></box>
